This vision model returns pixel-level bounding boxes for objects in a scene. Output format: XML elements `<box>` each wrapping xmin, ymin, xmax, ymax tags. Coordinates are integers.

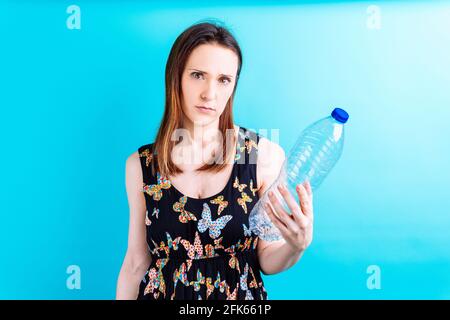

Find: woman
<box><xmin>116</xmin><ymin>21</ymin><xmax>314</xmax><ymax>300</ymax></box>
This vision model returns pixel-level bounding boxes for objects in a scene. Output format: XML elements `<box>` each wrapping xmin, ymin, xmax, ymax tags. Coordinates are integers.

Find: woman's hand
<box><xmin>264</xmin><ymin>180</ymin><xmax>314</xmax><ymax>253</ymax></box>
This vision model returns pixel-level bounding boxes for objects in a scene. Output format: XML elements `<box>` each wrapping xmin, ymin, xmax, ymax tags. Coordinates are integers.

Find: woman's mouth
<box><xmin>196</xmin><ymin>105</ymin><xmax>216</xmax><ymax>113</ymax></box>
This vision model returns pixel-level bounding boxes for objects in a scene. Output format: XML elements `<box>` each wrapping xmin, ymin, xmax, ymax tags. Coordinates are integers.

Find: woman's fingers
<box><xmin>264</xmin><ymin>202</ymin><xmax>290</xmax><ymax>236</ymax></box>
<box><xmin>267</xmin><ymin>189</ymin><xmax>300</xmax><ymax>231</ymax></box>
<box><xmin>276</xmin><ymin>183</ymin><xmax>308</xmax><ymax>225</ymax></box>
<box><xmin>297</xmin><ymin>183</ymin><xmax>314</xmax><ymax>220</ymax></box>
<box><xmin>277</xmin><ymin>184</ymin><xmax>300</xmax><ymax>215</ymax></box>
<box><xmin>303</xmin><ymin>180</ymin><xmax>313</xmax><ymax>198</ymax></box>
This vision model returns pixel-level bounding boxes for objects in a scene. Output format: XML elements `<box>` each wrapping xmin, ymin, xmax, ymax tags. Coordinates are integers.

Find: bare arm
<box><xmin>256</xmin><ymin>138</ymin><xmax>314</xmax><ymax>275</ymax></box>
<box><xmin>116</xmin><ymin>151</ymin><xmax>151</xmax><ymax>299</ymax></box>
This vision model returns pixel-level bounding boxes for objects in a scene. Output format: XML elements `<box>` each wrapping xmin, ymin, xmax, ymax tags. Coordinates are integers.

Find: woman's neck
<box><xmin>181</xmin><ymin>119</ymin><xmax>221</xmax><ymax>149</ymax></box>
<box><xmin>175</xmin><ymin>119</ymin><xmax>238</xmax><ymax>167</ymax></box>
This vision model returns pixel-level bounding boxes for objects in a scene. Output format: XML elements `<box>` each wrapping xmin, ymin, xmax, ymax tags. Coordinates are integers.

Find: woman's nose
<box><xmin>201</xmin><ymin>81</ymin><xmax>217</xmax><ymax>101</ymax></box>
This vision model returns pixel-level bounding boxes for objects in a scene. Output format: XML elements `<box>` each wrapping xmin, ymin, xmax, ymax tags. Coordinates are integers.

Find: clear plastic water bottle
<box><xmin>249</xmin><ymin>108</ymin><xmax>349</xmax><ymax>241</ymax></box>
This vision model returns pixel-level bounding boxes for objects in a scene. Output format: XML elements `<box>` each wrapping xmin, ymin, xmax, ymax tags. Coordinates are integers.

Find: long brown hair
<box><xmin>152</xmin><ymin>21</ymin><xmax>243</xmax><ymax>178</ymax></box>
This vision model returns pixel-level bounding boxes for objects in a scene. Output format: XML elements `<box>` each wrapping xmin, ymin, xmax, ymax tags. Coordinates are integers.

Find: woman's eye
<box><xmin>191</xmin><ymin>72</ymin><xmax>203</xmax><ymax>79</ymax></box>
<box><xmin>220</xmin><ymin>78</ymin><xmax>231</xmax><ymax>85</ymax></box>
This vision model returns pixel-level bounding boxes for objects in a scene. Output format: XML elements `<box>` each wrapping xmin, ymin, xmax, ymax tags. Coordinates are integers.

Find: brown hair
<box><xmin>151</xmin><ymin>21</ymin><xmax>243</xmax><ymax>178</ymax></box>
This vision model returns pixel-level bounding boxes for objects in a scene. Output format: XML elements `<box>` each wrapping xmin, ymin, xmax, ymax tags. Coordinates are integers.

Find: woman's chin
<box><xmin>194</xmin><ymin>118</ymin><xmax>215</xmax><ymax>126</ymax></box>
<box><xmin>191</xmin><ymin>114</ymin><xmax>217</xmax><ymax>125</ymax></box>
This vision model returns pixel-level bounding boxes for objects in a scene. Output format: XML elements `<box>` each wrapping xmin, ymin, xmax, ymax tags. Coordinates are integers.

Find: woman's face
<box><xmin>181</xmin><ymin>43</ymin><xmax>239</xmax><ymax>127</ymax></box>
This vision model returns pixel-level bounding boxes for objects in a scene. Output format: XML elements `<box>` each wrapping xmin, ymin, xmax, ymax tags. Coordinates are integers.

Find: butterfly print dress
<box><xmin>136</xmin><ymin>126</ymin><xmax>268</xmax><ymax>300</ymax></box>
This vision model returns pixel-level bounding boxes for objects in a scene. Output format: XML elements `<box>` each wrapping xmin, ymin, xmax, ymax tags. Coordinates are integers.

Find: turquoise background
<box><xmin>1</xmin><ymin>0</ymin><xmax>449</xmax><ymax>299</ymax></box>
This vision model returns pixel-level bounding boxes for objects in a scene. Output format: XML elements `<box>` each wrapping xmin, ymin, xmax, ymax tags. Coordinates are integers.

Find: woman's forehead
<box><xmin>185</xmin><ymin>44</ymin><xmax>238</xmax><ymax>76</ymax></box>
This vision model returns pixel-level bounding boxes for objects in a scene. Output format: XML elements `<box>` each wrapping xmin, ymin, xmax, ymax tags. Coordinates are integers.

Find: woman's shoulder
<box><xmin>255</xmin><ymin>136</ymin><xmax>286</xmax><ymax>195</ymax></box>
<box><xmin>126</xmin><ymin>143</ymin><xmax>155</xmax><ymax>172</ymax></box>
<box><xmin>137</xmin><ymin>142</ymin><xmax>155</xmax><ymax>155</ymax></box>
<box><xmin>136</xmin><ymin>142</ymin><xmax>156</xmax><ymax>168</ymax></box>
<box><xmin>258</xmin><ymin>136</ymin><xmax>285</xmax><ymax>160</ymax></box>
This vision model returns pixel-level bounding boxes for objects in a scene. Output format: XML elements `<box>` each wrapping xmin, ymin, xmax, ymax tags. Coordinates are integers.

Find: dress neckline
<box><xmin>167</xmin><ymin>126</ymin><xmax>243</xmax><ymax>202</ymax></box>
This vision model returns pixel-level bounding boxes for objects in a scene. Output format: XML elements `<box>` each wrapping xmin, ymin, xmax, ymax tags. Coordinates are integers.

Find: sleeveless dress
<box><xmin>136</xmin><ymin>126</ymin><xmax>268</xmax><ymax>300</ymax></box>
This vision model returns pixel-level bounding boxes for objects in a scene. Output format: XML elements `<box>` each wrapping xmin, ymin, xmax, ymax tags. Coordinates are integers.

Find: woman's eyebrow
<box><xmin>187</xmin><ymin>68</ymin><xmax>234</xmax><ymax>78</ymax></box>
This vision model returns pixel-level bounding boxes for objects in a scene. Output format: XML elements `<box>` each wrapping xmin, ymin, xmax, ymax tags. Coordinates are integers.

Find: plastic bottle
<box><xmin>249</xmin><ymin>108</ymin><xmax>349</xmax><ymax>241</ymax></box>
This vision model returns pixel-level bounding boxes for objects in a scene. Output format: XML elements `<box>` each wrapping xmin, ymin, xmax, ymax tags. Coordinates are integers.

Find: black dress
<box><xmin>136</xmin><ymin>126</ymin><xmax>268</xmax><ymax>300</ymax></box>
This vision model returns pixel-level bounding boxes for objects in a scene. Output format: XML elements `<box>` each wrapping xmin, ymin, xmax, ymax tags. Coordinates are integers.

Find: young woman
<box><xmin>116</xmin><ymin>22</ymin><xmax>314</xmax><ymax>300</ymax></box>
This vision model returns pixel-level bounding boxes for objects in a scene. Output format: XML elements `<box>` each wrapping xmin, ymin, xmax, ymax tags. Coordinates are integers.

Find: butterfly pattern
<box><xmin>240</xmin><ymin>263</ymin><xmax>254</xmax><ymax>300</ymax></box>
<box><xmin>198</xmin><ymin>203</ymin><xmax>233</xmax><ymax>239</ymax></box>
<box><xmin>152</xmin><ymin>207</ymin><xmax>159</xmax><ymax>219</ymax></box>
<box><xmin>145</xmin><ymin>207</ymin><xmax>160</xmax><ymax>226</ymax></box>
<box><xmin>190</xmin><ymin>269</ymin><xmax>206</xmax><ymax>292</ymax></box>
<box><xmin>144</xmin><ymin>258</ymin><xmax>168</xmax><ymax>299</ymax></box>
<box><xmin>173</xmin><ymin>196</ymin><xmax>197</xmax><ymax>223</ymax></box>
<box><xmin>226</xmin><ymin>283</ymin><xmax>239</xmax><ymax>300</ymax></box>
<box><xmin>210</xmin><ymin>195</ymin><xmax>228</xmax><ymax>216</ymax></box>
<box><xmin>237</xmin><ymin>192</ymin><xmax>252</xmax><ymax>214</ymax></box>
<box><xmin>206</xmin><ymin>277</ymin><xmax>215</xmax><ymax>299</ymax></box>
<box><xmin>228</xmin><ymin>253</ymin><xmax>241</xmax><ymax>273</ymax></box>
<box><xmin>181</xmin><ymin>231</ymin><xmax>204</xmax><ymax>261</ymax></box>
<box><xmin>157</xmin><ymin>232</ymin><xmax>181</xmax><ymax>256</ymax></box>
<box><xmin>249</xmin><ymin>179</ymin><xmax>259</xmax><ymax>197</ymax></box>
<box><xmin>171</xmin><ymin>262</ymin><xmax>189</xmax><ymax>299</ymax></box>
<box><xmin>142</xmin><ymin>172</ymin><xmax>171</xmax><ymax>201</ymax></box>
<box><xmin>137</xmin><ymin>126</ymin><xmax>268</xmax><ymax>300</ymax></box>
<box><xmin>233</xmin><ymin>177</ymin><xmax>247</xmax><ymax>192</ymax></box>
<box><xmin>139</xmin><ymin>148</ymin><xmax>153</xmax><ymax>167</ymax></box>
<box><xmin>215</xmin><ymin>274</ymin><xmax>227</xmax><ymax>294</ymax></box>
<box><xmin>243</xmin><ymin>224</ymin><xmax>252</xmax><ymax>237</ymax></box>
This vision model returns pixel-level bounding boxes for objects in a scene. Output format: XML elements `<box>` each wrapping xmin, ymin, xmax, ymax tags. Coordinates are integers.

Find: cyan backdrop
<box><xmin>1</xmin><ymin>0</ymin><xmax>449</xmax><ymax>299</ymax></box>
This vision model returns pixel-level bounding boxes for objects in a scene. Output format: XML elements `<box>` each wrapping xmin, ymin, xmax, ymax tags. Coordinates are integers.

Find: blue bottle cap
<box><xmin>331</xmin><ymin>108</ymin><xmax>349</xmax><ymax>124</ymax></box>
